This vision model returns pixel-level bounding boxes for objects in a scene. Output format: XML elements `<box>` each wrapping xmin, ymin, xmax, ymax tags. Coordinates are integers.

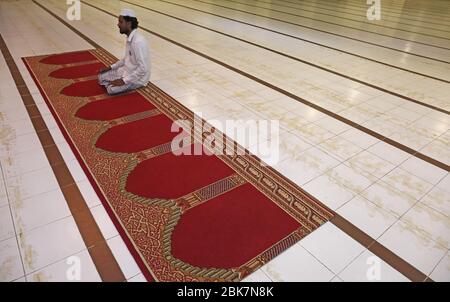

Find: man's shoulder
<box><xmin>133</xmin><ymin>31</ymin><xmax>149</xmax><ymax>45</ymax></box>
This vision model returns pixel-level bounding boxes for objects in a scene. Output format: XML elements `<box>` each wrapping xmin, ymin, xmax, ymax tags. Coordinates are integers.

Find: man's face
<box><xmin>117</xmin><ymin>16</ymin><xmax>131</xmax><ymax>34</ymax></box>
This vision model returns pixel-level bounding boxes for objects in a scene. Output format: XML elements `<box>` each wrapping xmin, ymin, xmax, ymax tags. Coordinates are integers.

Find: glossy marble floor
<box><xmin>0</xmin><ymin>0</ymin><xmax>449</xmax><ymax>282</ymax></box>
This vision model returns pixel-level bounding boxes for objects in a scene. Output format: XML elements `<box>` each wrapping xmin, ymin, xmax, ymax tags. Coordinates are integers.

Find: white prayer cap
<box><xmin>120</xmin><ymin>8</ymin><xmax>136</xmax><ymax>18</ymax></box>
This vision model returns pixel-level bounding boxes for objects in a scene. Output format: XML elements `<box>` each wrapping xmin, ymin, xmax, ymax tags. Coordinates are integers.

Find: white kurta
<box><xmin>111</xmin><ymin>29</ymin><xmax>150</xmax><ymax>87</ymax></box>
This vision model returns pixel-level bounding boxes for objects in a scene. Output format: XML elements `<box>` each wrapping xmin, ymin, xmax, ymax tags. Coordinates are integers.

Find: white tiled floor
<box><xmin>338</xmin><ymin>250</ymin><xmax>409</xmax><ymax>282</ymax></box>
<box><xmin>378</xmin><ymin>220</ymin><xmax>447</xmax><ymax>276</ymax></box>
<box><xmin>300</xmin><ymin>223</ymin><xmax>366</xmax><ymax>275</ymax></box>
<box><xmin>106</xmin><ymin>235</ymin><xmax>141</xmax><ymax>280</ymax></box>
<box><xmin>0</xmin><ymin>237</ymin><xmax>24</xmax><ymax>282</ymax></box>
<box><xmin>0</xmin><ymin>0</ymin><xmax>449</xmax><ymax>282</ymax></box>
<box><xmin>430</xmin><ymin>252</ymin><xmax>450</xmax><ymax>282</ymax></box>
<box><xmin>26</xmin><ymin>250</ymin><xmax>101</xmax><ymax>282</ymax></box>
<box><xmin>17</xmin><ymin>216</ymin><xmax>86</xmax><ymax>275</ymax></box>
<box><xmin>9</xmin><ymin>189</ymin><xmax>72</xmax><ymax>235</ymax></box>
<box><xmin>90</xmin><ymin>205</ymin><xmax>119</xmax><ymax>240</ymax></box>
<box><xmin>337</xmin><ymin>195</ymin><xmax>398</xmax><ymax>239</ymax></box>
<box><xmin>261</xmin><ymin>240</ymin><xmax>335</xmax><ymax>282</ymax></box>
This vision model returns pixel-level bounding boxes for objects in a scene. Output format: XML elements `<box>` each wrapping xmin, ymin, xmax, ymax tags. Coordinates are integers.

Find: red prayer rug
<box><xmin>23</xmin><ymin>49</ymin><xmax>334</xmax><ymax>282</ymax></box>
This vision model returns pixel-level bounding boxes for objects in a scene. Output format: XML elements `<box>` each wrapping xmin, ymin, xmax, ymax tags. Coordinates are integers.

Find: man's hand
<box><xmin>99</xmin><ymin>66</ymin><xmax>112</xmax><ymax>74</ymax></box>
<box><xmin>109</xmin><ymin>79</ymin><xmax>125</xmax><ymax>87</ymax></box>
